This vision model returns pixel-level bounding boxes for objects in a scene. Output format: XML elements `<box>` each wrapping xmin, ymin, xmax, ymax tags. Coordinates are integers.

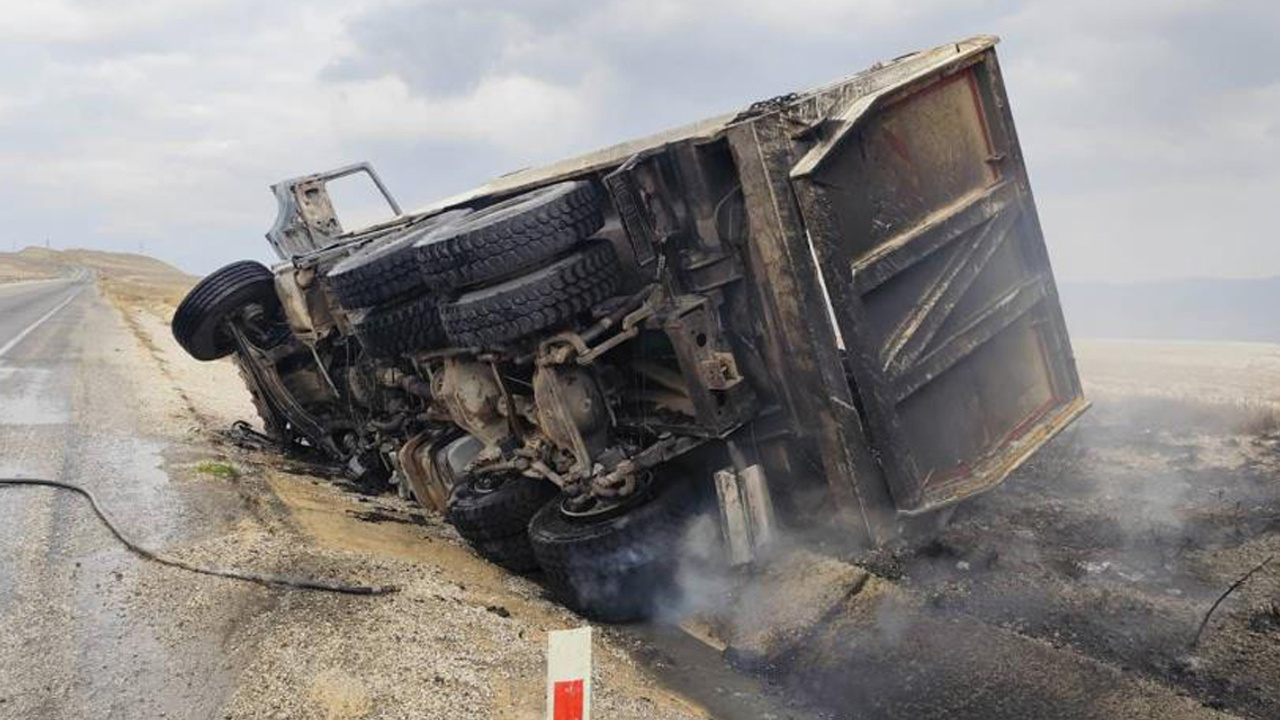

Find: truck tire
<box><xmin>325</xmin><ymin>209</ymin><xmax>470</xmax><ymax>310</ymax></box>
<box><xmin>172</xmin><ymin>260</ymin><xmax>278</xmax><ymax>361</ymax></box>
<box><xmin>438</xmin><ymin>242</ymin><xmax>621</xmax><ymax>347</ymax></box>
<box><xmin>448</xmin><ymin>473</ymin><xmax>558</xmax><ymax>573</ymax></box>
<box><xmin>415</xmin><ymin>181</ymin><xmax>604</xmax><ymax>291</ymax></box>
<box><xmin>527</xmin><ymin>477</ymin><xmax>703</xmax><ymax>623</ymax></box>
<box><xmin>473</xmin><ymin>534</ymin><xmax>540</xmax><ymax>574</ymax></box>
<box><xmin>350</xmin><ymin>294</ymin><xmax>445</xmax><ymax>359</ymax></box>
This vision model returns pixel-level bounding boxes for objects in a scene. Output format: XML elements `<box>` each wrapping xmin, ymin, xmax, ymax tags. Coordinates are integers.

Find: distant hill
<box><xmin>1059</xmin><ymin>277</ymin><xmax>1280</xmax><ymax>343</ymax></box>
<box><xmin>0</xmin><ymin>247</ymin><xmax>195</xmax><ymax>307</ymax></box>
<box><xmin>0</xmin><ymin>247</ymin><xmax>67</xmax><ymax>282</ymax></box>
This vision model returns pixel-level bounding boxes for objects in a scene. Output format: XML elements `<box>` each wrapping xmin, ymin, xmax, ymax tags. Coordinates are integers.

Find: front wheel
<box><xmin>172</xmin><ymin>260</ymin><xmax>278</xmax><ymax>361</ymax></box>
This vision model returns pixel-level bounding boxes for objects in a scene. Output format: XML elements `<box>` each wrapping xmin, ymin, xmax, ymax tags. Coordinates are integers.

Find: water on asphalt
<box><xmin>0</xmin><ymin>279</ymin><xmax>257</xmax><ymax>718</ymax></box>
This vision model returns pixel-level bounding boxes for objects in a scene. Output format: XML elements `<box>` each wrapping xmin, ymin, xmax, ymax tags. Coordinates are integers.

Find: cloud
<box><xmin>328</xmin><ymin>72</ymin><xmax>603</xmax><ymax>156</ymax></box>
<box><xmin>0</xmin><ymin>0</ymin><xmax>1276</xmax><ymax>283</ymax></box>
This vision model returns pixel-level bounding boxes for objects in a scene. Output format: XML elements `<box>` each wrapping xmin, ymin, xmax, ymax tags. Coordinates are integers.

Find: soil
<box><xmin>768</xmin><ymin>339</ymin><xmax>1280</xmax><ymax>719</ymax></box>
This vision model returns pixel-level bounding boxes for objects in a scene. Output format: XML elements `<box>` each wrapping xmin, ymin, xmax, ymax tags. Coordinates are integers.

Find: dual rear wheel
<box><xmin>446</xmin><ymin>472</ymin><xmax>705</xmax><ymax>622</ymax></box>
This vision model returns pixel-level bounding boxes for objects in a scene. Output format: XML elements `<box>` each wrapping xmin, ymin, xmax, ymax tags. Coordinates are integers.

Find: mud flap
<box><xmin>715</xmin><ymin>464</ymin><xmax>777</xmax><ymax>566</ymax></box>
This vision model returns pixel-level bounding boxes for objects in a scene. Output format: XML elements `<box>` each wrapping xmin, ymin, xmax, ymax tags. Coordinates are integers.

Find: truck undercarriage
<box><xmin>171</xmin><ymin>36</ymin><xmax>1086</xmax><ymax>621</ymax></box>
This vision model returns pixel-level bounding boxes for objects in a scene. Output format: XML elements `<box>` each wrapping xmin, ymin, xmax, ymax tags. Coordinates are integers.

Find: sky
<box><xmin>0</xmin><ymin>0</ymin><xmax>1277</xmax><ymax>283</ymax></box>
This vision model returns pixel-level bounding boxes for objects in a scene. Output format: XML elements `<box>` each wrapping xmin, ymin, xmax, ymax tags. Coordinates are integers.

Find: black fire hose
<box><xmin>0</xmin><ymin>477</ymin><xmax>398</xmax><ymax>596</ymax></box>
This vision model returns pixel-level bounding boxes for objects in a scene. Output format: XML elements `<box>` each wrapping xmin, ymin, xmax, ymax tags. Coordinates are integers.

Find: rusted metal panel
<box><xmin>727</xmin><ymin>119</ymin><xmax>898</xmax><ymax>544</ymax></box>
<box><xmin>789</xmin><ymin>43</ymin><xmax>1086</xmax><ymax>514</ymax></box>
<box><xmin>790</xmin><ymin>37</ymin><xmax>996</xmax><ymax>180</ymax></box>
<box><xmin>266</xmin><ymin>162</ymin><xmax>403</xmax><ymax>259</ymax></box>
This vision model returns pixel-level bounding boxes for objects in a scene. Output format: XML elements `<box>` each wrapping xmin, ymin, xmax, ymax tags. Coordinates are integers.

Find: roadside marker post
<box><xmin>547</xmin><ymin>626</ymin><xmax>592</xmax><ymax>720</ymax></box>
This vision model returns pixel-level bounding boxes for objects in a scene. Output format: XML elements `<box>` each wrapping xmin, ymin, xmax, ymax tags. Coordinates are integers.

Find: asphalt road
<box><xmin>0</xmin><ymin>278</ymin><xmax>83</xmax><ymax>359</ymax></box>
<box><xmin>0</xmin><ymin>278</ymin><xmax>253</xmax><ymax>719</ymax></box>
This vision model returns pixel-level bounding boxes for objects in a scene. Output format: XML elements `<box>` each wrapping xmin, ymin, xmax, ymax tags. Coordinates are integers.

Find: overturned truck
<box><xmin>172</xmin><ymin>36</ymin><xmax>1087</xmax><ymax>621</ymax></box>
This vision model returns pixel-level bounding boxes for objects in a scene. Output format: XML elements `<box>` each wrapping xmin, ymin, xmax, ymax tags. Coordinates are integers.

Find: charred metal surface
<box><xmin>659</xmin><ymin>296</ymin><xmax>755</xmax><ymax>437</ymax></box>
<box><xmin>790</xmin><ymin>43</ymin><xmax>1085</xmax><ymax>514</ymax></box>
<box><xmin>266</xmin><ymin>162</ymin><xmax>403</xmax><ymax>260</ymax></box>
<box><xmin>602</xmin><ymin>152</ymin><xmax>667</xmax><ymax>268</ymax></box>
<box><xmin>398</xmin><ymin>429</ymin><xmax>467</xmax><ymax>512</ymax></box>
<box><xmin>228</xmin><ymin>323</ymin><xmax>340</xmax><ymax>457</ymax></box>
<box><xmin>729</xmin><ymin>116</ymin><xmax>899</xmax><ymax>544</ymax></box>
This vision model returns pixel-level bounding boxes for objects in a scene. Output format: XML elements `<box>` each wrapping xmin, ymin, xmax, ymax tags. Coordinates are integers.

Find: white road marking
<box><xmin>0</xmin><ymin>286</ymin><xmax>82</xmax><ymax>360</ymax></box>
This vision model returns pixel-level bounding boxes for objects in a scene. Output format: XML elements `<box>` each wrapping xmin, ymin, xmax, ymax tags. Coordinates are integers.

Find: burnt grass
<box><xmin>808</xmin><ymin>395</ymin><xmax>1280</xmax><ymax>720</ymax></box>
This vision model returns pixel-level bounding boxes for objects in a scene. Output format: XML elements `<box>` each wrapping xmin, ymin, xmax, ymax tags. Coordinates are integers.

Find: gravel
<box><xmin>111</xmin><ymin>285</ymin><xmax>706</xmax><ymax>720</ymax></box>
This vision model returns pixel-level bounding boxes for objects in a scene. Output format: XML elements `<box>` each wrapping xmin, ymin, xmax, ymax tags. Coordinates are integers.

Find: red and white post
<box><xmin>546</xmin><ymin>627</ymin><xmax>592</xmax><ymax>720</ymax></box>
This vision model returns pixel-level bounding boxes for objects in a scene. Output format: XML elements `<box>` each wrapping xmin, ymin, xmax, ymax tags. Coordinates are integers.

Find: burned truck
<box><xmin>172</xmin><ymin>36</ymin><xmax>1087</xmax><ymax>621</ymax></box>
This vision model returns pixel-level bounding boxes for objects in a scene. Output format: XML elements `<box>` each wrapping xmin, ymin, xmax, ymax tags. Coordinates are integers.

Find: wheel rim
<box><xmin>559</xmin><ymin>473</ymin><xmax>653</xmax><ymax>522</ymax></box>
<box><xmin>469</xmin><ymin>471</ymin><xmax>511</xmax><ymax>495</ymax></box>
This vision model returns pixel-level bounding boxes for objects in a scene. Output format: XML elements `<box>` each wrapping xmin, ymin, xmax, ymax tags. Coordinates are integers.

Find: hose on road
<box><xmin>0</xmin><ymin>477</ymin><xmax>398</xmax><ymax>596</ymax></box>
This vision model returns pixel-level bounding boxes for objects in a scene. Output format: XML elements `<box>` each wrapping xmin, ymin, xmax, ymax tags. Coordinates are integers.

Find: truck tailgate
<box><xmin>724</xmin><ymin>37</ymin><xmax>1086</xmax><ymax>534</ymax></box>
<box><xmin>791</xmin><ymin>37</ymin><xmax>1087</xmax><ymax>515</ymax></box>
